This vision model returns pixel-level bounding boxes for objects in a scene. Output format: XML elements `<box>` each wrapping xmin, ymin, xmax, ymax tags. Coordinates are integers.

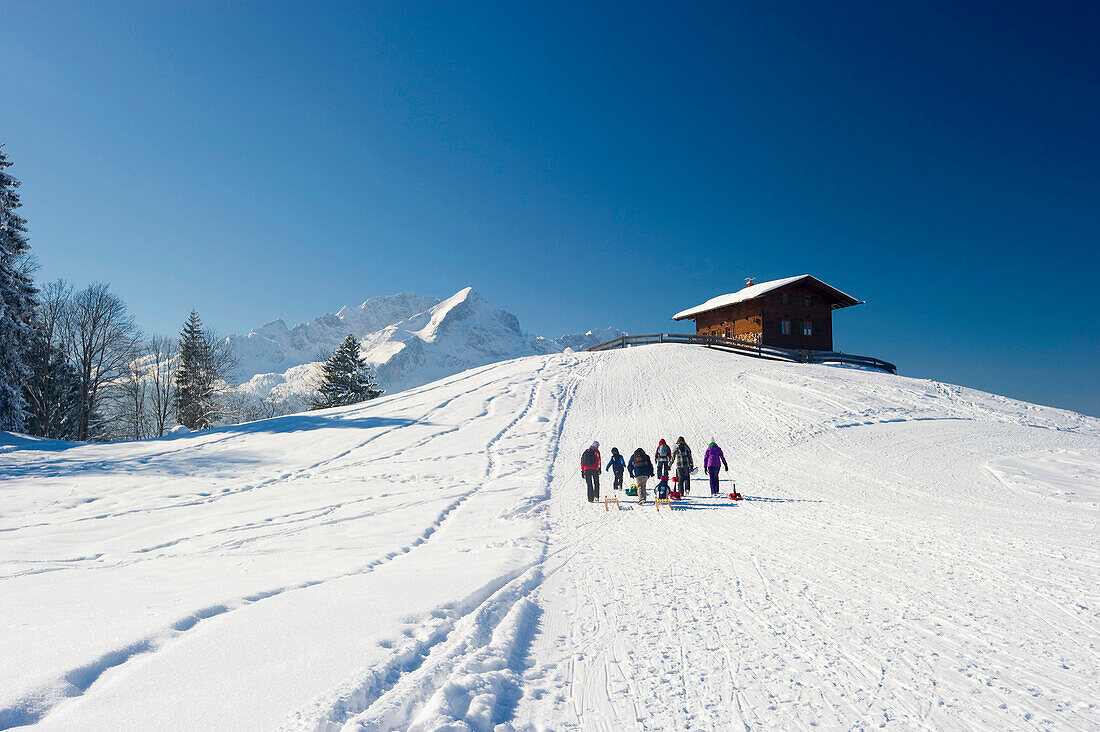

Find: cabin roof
<box><xmin>672</xmin><ymin>275</ymin><xmax>861</xmax><ymax>320</ymax></box>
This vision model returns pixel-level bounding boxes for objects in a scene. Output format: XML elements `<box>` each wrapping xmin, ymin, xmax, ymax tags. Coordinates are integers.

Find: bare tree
<box><xmin>219</xmin><ymin>390</ymin><xmax>262</xmax><ymax>426</ymax></box>
<box><xmin>147</xmin><ymin>336</ymin><xmax>177</xmax><ymax>437</ymax></box>
<box><xmin>102</xmin><ymin>357</ymin><xmax>152</xmax><ymax>440</ymax></box>
<box><xmin>260</xmin><ymin>393</ymin><xmax>295</xmax><ymax>419</ymax></box>
<box><xmin>64</xmin><ymin>283</ymin><xmax>140</xmax><ymax>441</ymax></box>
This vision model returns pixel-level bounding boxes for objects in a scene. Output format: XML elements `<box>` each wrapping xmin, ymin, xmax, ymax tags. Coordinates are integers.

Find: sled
<box><xmin>604</xmin><ymin>494</ymin><xmax>620</xmax><ymax>511</ymax></box>
<box><xmin>728</xmin><ymin>492</ymin><xmax>743</xmax><ymax>501</ymax></box>
<box><xmin>625</xmin><ymin>484</ymin><xmax>638</xmax><ymax>497</ymax></box>
<box><xmin>669</xmin><ymin>491</ymin><xmax>682</xmax><ymax>501</ymax></box>
<box><xmin>655</xmin><ymin>497</ymin><xmax>671</xmax><ymax>511</ymax></box>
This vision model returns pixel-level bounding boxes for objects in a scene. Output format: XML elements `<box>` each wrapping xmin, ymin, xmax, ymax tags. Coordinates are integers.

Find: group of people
<box><xmin>580</xmin><ymin>437</ymin><xmax>729</xmax><ymax>504</ymax></box>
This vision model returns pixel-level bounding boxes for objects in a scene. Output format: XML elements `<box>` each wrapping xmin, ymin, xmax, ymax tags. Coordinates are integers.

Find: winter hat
<box><xmin>591</xmin><ymin>441</ymin><xmax>599</xmax><ymax>448</ymax></box>
<box><xmin>611</xmin><ymin>447</ymin><xmax>620</xmax><ymax>455</ymax></box>
<box><xmin>658</xmin><ymin>439</ymin><xmax>666</xmax><ymax>445</ymax></box>
<box><xmin>709</xmin><ymin>440</ymin><xmax>716</xmax><ymax>446</ymax></box>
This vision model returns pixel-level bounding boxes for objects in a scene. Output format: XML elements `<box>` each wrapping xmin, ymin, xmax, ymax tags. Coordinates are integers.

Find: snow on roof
<box><xmin>672</xmin><ymin>275</ymin><xmax>859</xmax><ymax>320</ymax></box>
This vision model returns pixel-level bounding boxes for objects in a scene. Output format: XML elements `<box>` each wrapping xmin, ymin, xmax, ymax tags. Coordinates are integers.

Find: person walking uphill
<box><xmin>627</xmin><ymin>448</ymin><xmax>654</xmax><ymax>504</ymax></box>
<box><xmin>581</xmin><ymin>441</ymin><xmax>602</xmax><ymax>502</ymax></box>
<box><xmin>605</xmin><ymin>448</ymin><xmax>626</xmax><ymax>492</ymax></box>
<box><xmin>671</xmin><ymin>437</ymin><xmax>694</xmax><ymax>495</ymax></box>
<box><xmin>703</xmin><ymin>440</ymin><xmax>729</xmax><ymax>496</ymax></box>
<box><xmin>655</xmin><ymin>439</ymin><xmax>672</xmax><ymax>480</ymax></box>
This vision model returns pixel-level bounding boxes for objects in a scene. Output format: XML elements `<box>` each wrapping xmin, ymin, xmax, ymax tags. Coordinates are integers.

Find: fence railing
<box><xmin>584</xmin><ymin>333</ymin><xmax>897</xmax><ymax>374</ymax></box>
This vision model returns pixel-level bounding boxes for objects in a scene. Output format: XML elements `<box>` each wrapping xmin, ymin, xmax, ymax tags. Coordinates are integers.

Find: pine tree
<box><xmin>0</xmin><ymin>144</ymin><xmax>37</xmax><ymax>432</ymax></box>
<box><xmin>174</xmin><ymin>311</ymin><xmax>216</xmax><ymax>430</ymax></box>
<box><xmin>22</xmin><ymin>328</ymin><xmax>81</xmax><ymax>439</ymax></box>
<box><xmin>173</xmin><ymin>311</ymin><xmax>236</xmax><ymax>430</ymax></box>
<box><xmin>310</xmin><ymin>334</ymin><xmax>383</xmax><ymax>410</ymax></box>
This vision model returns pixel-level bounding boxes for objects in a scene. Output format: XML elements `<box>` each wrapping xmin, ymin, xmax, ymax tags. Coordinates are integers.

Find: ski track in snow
<box><xmin>1</xmin><ymin>345</ymin><xmax>1098</xmax><ymax>730</ymax></box>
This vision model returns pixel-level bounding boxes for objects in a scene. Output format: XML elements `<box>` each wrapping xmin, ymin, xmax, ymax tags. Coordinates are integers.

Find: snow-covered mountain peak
<box><xmin>231</xmin><ymin>286</ymin><xmax>625</xmax><ymax>409</ymax></box>
<box><xmin>406</xmin><ymin>286</ymin><xmax>521</xmax><ymax>343</ymax></box>
<box><xmin>227</xmin><ymin>292</ymin><xmax>442</xmax><ymax>380</ymax></box>
<box><xmin>254</xmin><ymin>319</ymin><xmax>289</xmax><ymax>338</ymax></box>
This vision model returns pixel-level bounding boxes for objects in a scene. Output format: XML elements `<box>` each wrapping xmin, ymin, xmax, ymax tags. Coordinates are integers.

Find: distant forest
<box><xmin>0</xmin><ymin>145</ymin><xmax>379</xmax><ymax>442</ymax></box>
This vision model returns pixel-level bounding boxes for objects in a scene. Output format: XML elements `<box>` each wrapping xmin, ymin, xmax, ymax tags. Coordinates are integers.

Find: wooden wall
<box><xmin>695</xmin><ymin>301</ymin><xmax>763</xmax><ymax>344</ymax></box>
<box><xmin>690</xmin><ymin>284</ymin><xmax>837</xmax><ymax>351</ymax></box>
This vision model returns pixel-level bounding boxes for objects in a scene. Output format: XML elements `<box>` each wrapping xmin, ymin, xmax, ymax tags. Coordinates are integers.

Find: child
<box><xmin>655</xmin><ymin>439</ymin><xmax>672</xmax><ymax>479</ymax></box>
<box><xmin>654</xmin><ymin>476</ymin><xmax>671</xmax><ymax>500</ymax></box>
<box><xmin>605</xmin><ymin>448</ymin><xmax>626</xmax><ymax>492</ymax></box>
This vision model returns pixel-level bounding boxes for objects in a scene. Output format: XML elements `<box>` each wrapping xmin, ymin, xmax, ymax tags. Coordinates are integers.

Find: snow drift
<box><xmin>1</xmin><ymin>345</ymin><xmax>1098</xmax><ymax>730</ymax></box>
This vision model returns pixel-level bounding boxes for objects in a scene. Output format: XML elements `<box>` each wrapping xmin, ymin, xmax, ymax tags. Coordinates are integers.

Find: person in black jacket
<box><xmin>627</xmin><ymin>448</ymin><xmax>655</xmax><ymax>504</ymax></box>
<box><xmin>580</xmin><ymin>441</ymin><xmax>601</xmax><ymax>502</ymax></box>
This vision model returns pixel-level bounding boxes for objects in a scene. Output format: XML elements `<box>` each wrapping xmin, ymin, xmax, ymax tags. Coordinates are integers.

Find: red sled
<box><xmin>670</xmin><ymin>491</ymin><xmax>682</xmax><ymax>501</ymax></box>
<box><xmin>728</xmin><ymin>492</ymin><xmax>743</xmax><ymax>501</ymax></box>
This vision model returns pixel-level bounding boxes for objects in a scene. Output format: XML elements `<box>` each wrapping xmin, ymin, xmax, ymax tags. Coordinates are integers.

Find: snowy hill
<box><xmin>2</xmin><ymin>346</ymin><xmax>1098</xmax><ymax>730</ymax></box>
<box><xmin>230</xmin><ymin>287</ymin><xmax>622</xmax><ymax>406</ymax></box>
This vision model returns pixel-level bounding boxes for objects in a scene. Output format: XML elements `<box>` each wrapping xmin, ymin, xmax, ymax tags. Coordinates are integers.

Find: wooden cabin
<box><xmin>672</xmin><ymin>275</ymin><xmax>863</xmax><ymax>351</ymax></box>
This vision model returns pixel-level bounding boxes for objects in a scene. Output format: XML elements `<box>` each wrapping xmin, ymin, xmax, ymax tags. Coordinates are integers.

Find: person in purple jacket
<box><xmin>703</xmin><ymin>440</ymin><xmax>729</xmax><ymax>495</ymax></box>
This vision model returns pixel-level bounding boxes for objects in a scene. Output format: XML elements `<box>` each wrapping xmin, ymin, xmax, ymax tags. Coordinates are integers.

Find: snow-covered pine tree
<box><xmin>175</xmin><ymin>311</ymin><xmax>213</xmax><ymax>430</ymax></box>
<box><xmin>23</xmin><ymin>328</ymin><xmax>81</xmax><ymax>439</ymax></box>
<box><xmin>173</xmin><ymin>311</ymin><xmax>237</xmax><ymax>430</ymax></box>
<box><xmin>23</xmin><ymin>280</ymin><xmax>79</xmax><ymax>439</ymax></box>
<box><xmin>310</xmin><ymin>334</ymin><xmax>383</xmax><ymax>410</ymax></box>
<box><xmin>0</xmin><ymin>144</ymin><xmax>37</xmax><ymax>432</ymax></box>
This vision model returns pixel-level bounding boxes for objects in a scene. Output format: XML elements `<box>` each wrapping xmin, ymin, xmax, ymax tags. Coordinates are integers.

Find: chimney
<box><xmin>744</xmin><ymin>277</ymin><xmax>755</xmax><ymax>288</ymax></box>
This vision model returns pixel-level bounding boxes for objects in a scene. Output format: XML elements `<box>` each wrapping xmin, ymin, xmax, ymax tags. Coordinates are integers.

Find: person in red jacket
<box><xmin>580</xmin><ymin>441</ymin><xmax>601</xmax><ymax>502</ymax></box>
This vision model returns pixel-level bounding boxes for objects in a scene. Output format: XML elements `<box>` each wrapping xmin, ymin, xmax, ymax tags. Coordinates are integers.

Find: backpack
<box><xmin>656</xmin><ymin>444</ymin><xmax>671</xmax><ymax>460</ymax></box>
<box><xmin>581</xmin><ymin>448</ymin><xmax>598</xmax><ymax>468</ymax></box>
<box><xmin>656</xmin><ymin>482</ymin><xmax>669</xmax><ymax>499</ymax></box>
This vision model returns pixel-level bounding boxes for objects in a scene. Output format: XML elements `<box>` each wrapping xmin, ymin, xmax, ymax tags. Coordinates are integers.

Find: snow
<box><xmin>228</xmin><ymin>287</ymin><xmax>624</xmax><ymax>409</ymax></box>
<box><xmin>672</xmin><ymin>274</ymin><xmax>859</xmax><ymax>320</ymax></box>
<box><xmin>2</xmin><ymin>345</ymin><xmax>1098</xmax><ymax>730</ymax></box>
<box><xmin>228</xmin><ymin>293</ymin><xmax>442</xmax><ymax>381</ymax></box>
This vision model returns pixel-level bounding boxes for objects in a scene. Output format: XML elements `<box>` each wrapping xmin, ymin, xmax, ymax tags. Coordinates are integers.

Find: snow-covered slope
<box><xmin>2</xmin><ymin>346</ymin><xmax>1098</xmax><ymax>730</ymax></box>
<box><xmin>233</xmin><ymin>287</ymin><xmax>622</xmax><ymax>405</ymax></box>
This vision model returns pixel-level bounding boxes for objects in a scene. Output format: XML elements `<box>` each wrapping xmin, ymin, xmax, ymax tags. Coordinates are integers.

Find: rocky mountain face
<box><xmin>230</xmin><ymin>287</ymin><xmax>622</xmax><ymax>408</ymax></box>
<box><xmin>228</xmin><ymin>292</ymin><xmax>442</xmax><ymax>380</ymax></box>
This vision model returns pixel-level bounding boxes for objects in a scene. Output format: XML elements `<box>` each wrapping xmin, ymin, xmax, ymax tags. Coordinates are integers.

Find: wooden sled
<box><xmin>655</xmin><ymin>497</ymin><xmax>671</xmax><ymax>511</ymax></box>
<box><xmin>604</xmin><ymin>494</ymin><xmax>620</xmax><ymax>511</ymax></box>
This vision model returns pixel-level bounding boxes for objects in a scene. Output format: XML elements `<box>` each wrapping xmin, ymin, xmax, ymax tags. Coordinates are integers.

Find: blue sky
<box><xmin>3</xmin><ymin>1</ymin><xmax>1098</xmax><ymax>415</ymax></box>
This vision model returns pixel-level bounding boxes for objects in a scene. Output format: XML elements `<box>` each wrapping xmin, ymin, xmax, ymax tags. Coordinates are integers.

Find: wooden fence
<box><xmin>584</xmin><ymin>333</ymin><xmax>897</xmax><ymax>374</ymax></box>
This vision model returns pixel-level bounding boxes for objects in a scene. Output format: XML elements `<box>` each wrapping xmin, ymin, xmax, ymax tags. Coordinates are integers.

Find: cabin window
<box><xmin>802</xmin><ymin>295</ymin><xmax>811</xmax><ymax>306</ymax></box>
<box><xmin>803</xmin><ymin>321</ymin><xmax>813</xmax><ymax>336</ymax></box>
<box><xmin>780</xmin><ymin>293</ymin><xmax>789</xmax><ymax>305</ymax></box>
<box><xmin>780</xmin><ymin>319</ymin><xmax>791</xmax><ymax>335</ymax></box>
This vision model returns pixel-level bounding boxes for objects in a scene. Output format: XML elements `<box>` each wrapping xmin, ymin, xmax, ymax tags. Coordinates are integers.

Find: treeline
<box><xmin>21</xmin><ymin>281</ymin><xmax>244</xmax><ymax>441</ymax></box>
<box><xmin>0</xmin><ymin>144</ymin><xmax>382</xmax><ymax>443</ymax></box>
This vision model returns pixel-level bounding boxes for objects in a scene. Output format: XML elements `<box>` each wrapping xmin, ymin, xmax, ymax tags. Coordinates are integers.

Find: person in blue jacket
<box><xmin>605</xmin><ymin>447</ymin><xmax>626</xmax><ymax>492</ymax></box>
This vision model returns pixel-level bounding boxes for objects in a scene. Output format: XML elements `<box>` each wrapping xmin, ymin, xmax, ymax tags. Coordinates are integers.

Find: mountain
<box><xmin>228</xmin><ymin>292</ymin><xmax>442</xmax><ymax>381</ymax></box>
<box><xmin>3</xmin><ymin>345</ymin><xmax>1097</xmax><ymax>729</ymax></box>
<box><xmin>231</xmin><ymin>287</ymin><xmax>623</xmax><ymax>406</ymax></box>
